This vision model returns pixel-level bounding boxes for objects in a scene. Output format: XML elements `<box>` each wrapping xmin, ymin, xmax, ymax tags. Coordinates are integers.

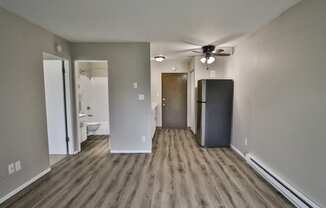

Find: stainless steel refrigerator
<box><xmin>196</xmin><ymin>79</ymin><xmax>234</xmax><ymax>147</ymax></box>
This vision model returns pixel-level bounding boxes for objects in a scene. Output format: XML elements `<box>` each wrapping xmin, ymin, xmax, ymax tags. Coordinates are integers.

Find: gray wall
<box><xmin>0</xmin><ymin>7</ymin><xmax>71</xmax><ymax>199</ymax></box>
<box><xmin>0</xmin><ymin>7</ymin><xmax>151</xmax><ymax>200</ymax></box>
<box><xmin>71</xmin><ymin>43</ymin><xmax>152</xmax><ymax>152</ymax></box>
<box><xmin>193</xmin><ymin>56</ymin><xmax>229</xmax><ymax>85</ymax></box>
<box><xmin>225</xmin><ymin>0</ymin><xmax>326</xmax><ymax>206</ymax></box>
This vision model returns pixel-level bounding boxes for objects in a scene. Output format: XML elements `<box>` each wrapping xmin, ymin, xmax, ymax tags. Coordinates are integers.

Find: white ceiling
<box><xmin>0</xmin><ymin>0</ymin><xmax>300</xmax><ymax>58</ymax></box>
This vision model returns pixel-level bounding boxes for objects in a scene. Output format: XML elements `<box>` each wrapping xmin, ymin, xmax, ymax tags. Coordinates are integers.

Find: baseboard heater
<box><xmin>246</xmin><ymin>154</ymin><xmax>320</xmax><ymax>208</ymax></box>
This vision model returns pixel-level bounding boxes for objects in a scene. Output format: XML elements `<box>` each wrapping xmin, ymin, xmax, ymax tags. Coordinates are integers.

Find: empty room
<box><xmin>0</xmin><ymin>0</ymin><xmax>325</xmax><ymax>207</ymax></box>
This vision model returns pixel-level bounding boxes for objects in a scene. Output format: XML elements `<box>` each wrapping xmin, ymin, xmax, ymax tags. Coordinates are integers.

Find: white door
<box><xmin>43</xmin><ymin>60</ymin><xmax>67</xmax><ymax>154</ymax></box>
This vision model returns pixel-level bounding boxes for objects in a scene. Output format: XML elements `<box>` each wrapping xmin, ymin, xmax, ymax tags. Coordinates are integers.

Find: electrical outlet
<box><xmin>245</xmin><ymin>137</ymin><xmax>248</xmax><ymax>146</ymax></box>
<box><xmin>8</xmin><ymin>163</ymin><xmax>15</xmax><ymax>175</ymax></box>
<box><xmin>15</xmin><ymin>160</ymin><xmax>22</xmax><ymax>172</ymax></box>
<box><xmin>138</xmin><ymin>94</ymin><xmax>145</xmax><ymax>101</ymax></box>
<box><xmin>141</xmin><ymin>136</ymin><xmax>146</xmax><ymax>143</ymax></box>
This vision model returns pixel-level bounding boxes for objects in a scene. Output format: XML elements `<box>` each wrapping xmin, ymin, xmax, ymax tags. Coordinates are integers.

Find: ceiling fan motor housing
<box><xmin>202</xmin><ymin>45</ymin><xmax>216</xmax><ymax>54</ymax></box>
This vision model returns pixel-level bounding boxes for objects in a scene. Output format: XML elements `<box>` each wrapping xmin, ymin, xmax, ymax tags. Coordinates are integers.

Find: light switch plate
<box><xmin>133</xmin><ymin>82</ymin><xmax>138</xmax><ymax>89</ymax></box>
<box><xmin>138</xmin><ymin>94</ymin><xmax>145</xmax><ymax>100</ymax></box>
<box><xmin>8</xmin><ymin>163</ymin><xmax>15</xmax><ymax>175</ymax></box>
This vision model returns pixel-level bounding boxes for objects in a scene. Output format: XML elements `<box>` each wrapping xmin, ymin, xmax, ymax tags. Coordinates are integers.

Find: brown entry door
<box><xmin>162</xmin><ymin>73</ymin><xmax>187</xmax><ymax>128</ymax></box>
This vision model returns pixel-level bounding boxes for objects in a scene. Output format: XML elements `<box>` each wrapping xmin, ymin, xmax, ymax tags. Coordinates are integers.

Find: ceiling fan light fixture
<box><xmin>200</xmin><ymin>57</ymin><xmax>207</xmax><ymax>64</ymax></box>
<box><xmin>154</xmin><ymin>55</ymin><xmax>166</xmax><ymax>62</ymax></box>
<box><xmin>207</xmin><ymin>56</ymin><xmax>215</xmax><ymax>64</ymax></box>
<box><xmin>200</xmin><ymin>55</ymin><xmax>215</xmax><ymax>65</ymax></box>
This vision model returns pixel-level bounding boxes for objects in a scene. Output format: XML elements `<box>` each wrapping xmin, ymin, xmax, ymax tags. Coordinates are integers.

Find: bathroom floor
<box><xmin>81</xmin><ymin>135</ymin><xmax>110</xmax><ymax>151</ymax></box>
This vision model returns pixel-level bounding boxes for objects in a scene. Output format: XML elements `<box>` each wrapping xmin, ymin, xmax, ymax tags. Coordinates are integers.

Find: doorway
<box><xmin>43</xmin><ymin>53</ymin><xmax>73</xmax><ymax>166</ymax></box>
<box><xmin>162</xmin><ymin>73</ymin><xmax>187</xmax><ymax>128</ymax></box>
<box><xmin>74</xmin><ymin>60</ymin><xmax>110</xmax><ymax>153</ymax></box>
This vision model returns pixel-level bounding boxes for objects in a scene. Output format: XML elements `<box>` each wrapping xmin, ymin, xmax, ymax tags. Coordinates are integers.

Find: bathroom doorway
<box><xmin>43</xmin><ymin>53</ymin><xmax>74</xmax><ymax>166</ymax></box>
<box><xmin>74</xmin><ymin>60</ymin><xmax>110</xmax><ymax>153</ymax></box>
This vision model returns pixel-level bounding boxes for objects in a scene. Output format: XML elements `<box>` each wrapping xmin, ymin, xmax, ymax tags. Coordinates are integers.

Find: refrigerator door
<box><xmin>205</xmin><ymin>80</ymin><xmax>234</xmax><ymax>147</ymax></box>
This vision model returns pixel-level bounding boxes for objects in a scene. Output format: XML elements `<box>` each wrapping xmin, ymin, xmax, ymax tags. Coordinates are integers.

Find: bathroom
<box><xmin>75</xmin><ymin>61</ymin><xmax>110</xmax><ymax>149</ymax></box>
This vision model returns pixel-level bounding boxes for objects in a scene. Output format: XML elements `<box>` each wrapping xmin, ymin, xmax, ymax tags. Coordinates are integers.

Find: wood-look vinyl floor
<box><xmin>3</xmin><ymin>129</ymin><xmax>293</xmax><ymax>208</ymax></box>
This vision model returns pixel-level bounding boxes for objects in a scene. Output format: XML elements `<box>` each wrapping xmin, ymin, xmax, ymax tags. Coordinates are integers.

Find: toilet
<box><xmin>86</xmin><ymin>122</ymin><xmax>101</xmax><ymax>135</ymax></box>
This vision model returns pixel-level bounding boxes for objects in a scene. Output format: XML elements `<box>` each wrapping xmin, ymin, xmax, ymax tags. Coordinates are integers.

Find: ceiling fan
<box><xmin>192</xmin><ymin>45</ymin><xmax>233</xmax><ymax>65</ymax></box>
<box><xmin>151</xmin><ymin>34</ymin><xmax>243</xmax><ymax>66</ymax></box>
<box><xmin>181</xmin><ymin>33</ymin><xmax>243</xmax><ymax>65</ymax></box>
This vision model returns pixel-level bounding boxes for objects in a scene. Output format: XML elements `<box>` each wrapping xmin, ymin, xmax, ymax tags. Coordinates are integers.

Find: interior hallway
<box><xmin>2</xmin><ymin>130</ymin><xmax>292</xmax><ymax>208</ymax></box>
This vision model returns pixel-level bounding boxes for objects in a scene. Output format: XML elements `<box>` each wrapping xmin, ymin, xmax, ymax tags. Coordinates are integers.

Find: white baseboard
<box><xmin>247</xmin><ymin>154</ymin><xmax>321</xmax><ymax>208</ymax></box>
<box><xmin>0</xmin><ymin>168</ymin><xmax>51</xmax><ymax>205</ymax></box>
<box><xmin>110</xmin><ymin>150</ymin><xmax>152</xmax><ymax>154</ymax></box>
<box><xmin>230</xmin><ymin>144</ymin><xmax>246</xmax><ymax>159</ymax></box>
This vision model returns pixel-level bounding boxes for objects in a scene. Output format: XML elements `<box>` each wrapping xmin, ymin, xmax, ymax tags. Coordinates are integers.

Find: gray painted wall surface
<box><xmin>0</xmin><ymin>7</ymin><xmax>71</xmax><ymax>199</ymax></box>
<box><xmin>71</xmin><ymin>43</ymin><xmax>152</xmax><ymax>152</ymax></box>
<box><xmin>193</xmin><ymin>56</ymin><xmax>229</xmax><ymax>86</ymax></box>
<box><xmin>225</xmin><ymin>0</ymin><xmax>326</xmax><ymax>206</ymax></box>
<box><xmin>0</xmin><ymin>7</ymin><xmax>151</xmax><ymax>200</ymax></box>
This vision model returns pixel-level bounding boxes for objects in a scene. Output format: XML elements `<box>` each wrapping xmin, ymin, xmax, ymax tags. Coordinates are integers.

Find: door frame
<box><xmin>42</xmin><ymin>52</ymin><xmax>74</xmax><ymax>155</ymax></box>
<box><xmin>161</xmin><ymin>73</ymin><xmax>188</xmax><ymax>128</ymax></box>
<box><xmin>74</xmin><ymin>60</ymin><xmax>109</xmax><ymax>153</ymax></box>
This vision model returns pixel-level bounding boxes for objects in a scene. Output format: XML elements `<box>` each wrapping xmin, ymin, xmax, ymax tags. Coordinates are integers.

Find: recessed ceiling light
<box><xmin>153</xmin><ymin>55</ymin><xmax>166</xmax><ymax>62</ymax></box>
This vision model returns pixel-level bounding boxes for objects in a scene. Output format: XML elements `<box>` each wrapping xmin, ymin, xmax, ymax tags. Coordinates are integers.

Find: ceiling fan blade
<box><xmin>215</xmin><ymin>53</ymin><xmax>231</xmax><ymax>56</ymax></box>
<box><xmin>179</xmin><ymin>47</ymin><xmax>201</xmax><ymax>53</ymax></box>
<box><xmin>182</xmin><ymin>38</ymin><xmax>207</xmax><ymax>47</ymax></box>
<box><xmin>212</xmin><ymin>49</ymin><xmax>224</xmax><ymax>54</ymax></box>
<box><xmin>166</xmin><ymin>47</ymin><xmax>201</xmax><ymax>55</ymax></box>
<box><xmin>210</xmin><ymin>33</ymin><xmax>244</xmax><ymax>46</ymax></box>
<box><xmin>191</xmin><ymin>50</ymin><xmax>202</xmax><ymax>54</ymax></box>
